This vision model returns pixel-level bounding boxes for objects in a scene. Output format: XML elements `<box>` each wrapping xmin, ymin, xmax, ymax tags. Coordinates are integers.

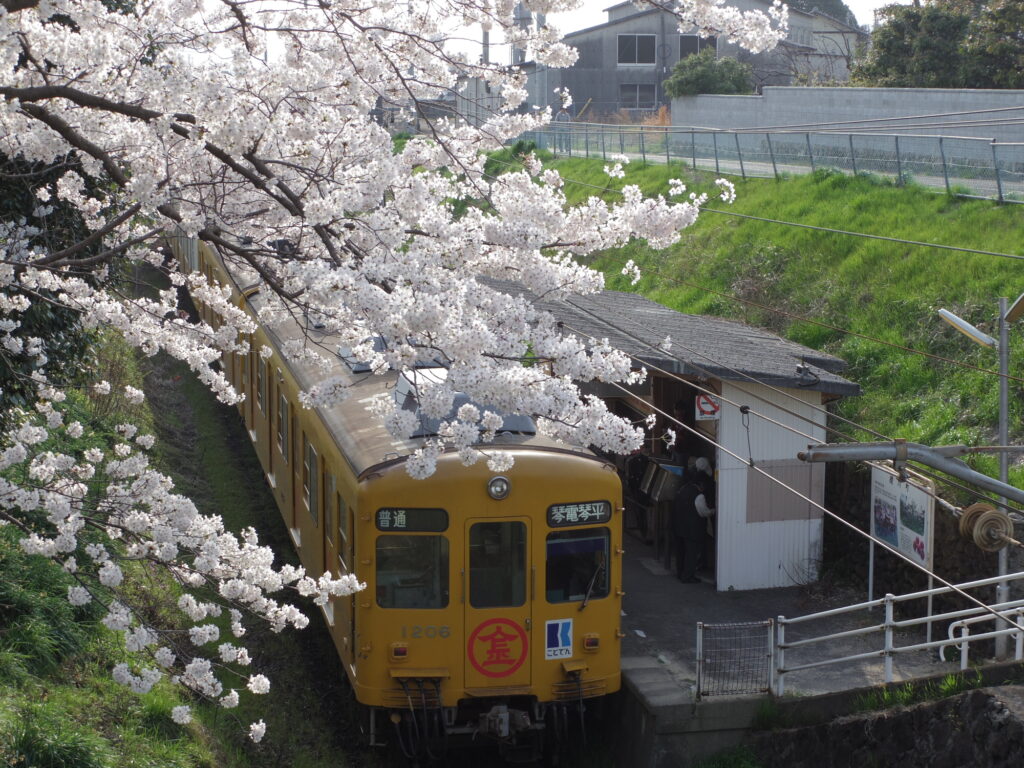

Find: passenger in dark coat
<box><xmin>672</xmin><ymin>457</ymin><xmax>715</xmax><ymax>583</ymax></box>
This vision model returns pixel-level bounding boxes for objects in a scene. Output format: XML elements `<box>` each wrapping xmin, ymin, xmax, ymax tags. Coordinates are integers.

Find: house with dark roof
<box><xmin>522</xmin><ymin>1</ymin><xmax>867</xmax><ymax>119</ymax></box>
<box><xmin>530</xmin><ymin>287</ymin><xmax>860</xmax><ymax>591</ymax></box>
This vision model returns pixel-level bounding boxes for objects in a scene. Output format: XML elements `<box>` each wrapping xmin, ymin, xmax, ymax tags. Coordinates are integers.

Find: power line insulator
<box><xmin>959</xmin><ymin>502</ymin><xmax>996</xmax><ymax>540</ymax></box>
<box><xmin>972</xmin><ymin>509</ymin><xmax>1013</xmax><ymax>553</ymax></box>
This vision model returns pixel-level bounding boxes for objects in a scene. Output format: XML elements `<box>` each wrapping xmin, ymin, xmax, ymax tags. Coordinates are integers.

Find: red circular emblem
<box><xmin>467</xmin><ymin>618</ymin><xmax>528</xmax><ymax>678</ymax></box>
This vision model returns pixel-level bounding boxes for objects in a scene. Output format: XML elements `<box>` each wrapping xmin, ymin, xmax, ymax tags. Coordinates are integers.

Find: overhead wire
<box><xmin>571</xmin><ymin>103</ymin><xmax>1024</xmax><ymax>134</ymax></box>
<box><xmin>483</xmin><ymin>154</ymin><xmax>1024</xmax><ymax>386</ymax></box>
<box><xmin>482</xmin><ymin>156</ymin><xmax>1024</xmax><ymax>507</ymax></box>
<box><xmin>561</xmin><ymin>311</ymin><xmax>1024</xmax><ymax>519</ymax></box>
<box><xmin>608</xmin><ymin>380</ymin><xmax>1024</xmax><ymax>630</ymax></box>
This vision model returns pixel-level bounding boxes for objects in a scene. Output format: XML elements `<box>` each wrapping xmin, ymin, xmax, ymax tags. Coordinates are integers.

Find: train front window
<box><xmin>376</xmin><ymin>535</ymin><xmax>449</xmax><ymax>609</ymax></box>
<box><xmin>546</xmin><ymin>528</ymin><xmax>610</xmax><ymax>604</ymax></box>
<box><xmin>469</xmin><ymin>522</ymin><xmax>526</xmax><ymax>608</ymax></box>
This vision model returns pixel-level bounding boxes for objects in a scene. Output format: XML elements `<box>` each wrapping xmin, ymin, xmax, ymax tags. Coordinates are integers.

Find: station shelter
<box><xmin>534</xmin><ymin>288</ymin><xmax>861</xmax><ymax>591</ymax></box>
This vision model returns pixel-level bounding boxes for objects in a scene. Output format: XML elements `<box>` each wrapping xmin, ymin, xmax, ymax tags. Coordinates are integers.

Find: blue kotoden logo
<box><xmin>545</xmin><ymin>619</ymin><xmax>573</xmax><ymax>660</ymax></box>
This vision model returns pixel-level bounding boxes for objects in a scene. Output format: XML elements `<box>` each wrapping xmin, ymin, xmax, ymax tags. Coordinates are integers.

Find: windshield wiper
<box><xmin>578</xmin><ymin>560</ymin><xmax>605</xmax><ymax>612</ymax></box>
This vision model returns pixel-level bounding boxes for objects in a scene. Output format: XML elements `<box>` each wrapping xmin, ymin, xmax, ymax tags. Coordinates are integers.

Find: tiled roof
<box><xmin>531</xmin><ymin>287</ymin><xmax>860</xmax><ymax>397</ymax></box>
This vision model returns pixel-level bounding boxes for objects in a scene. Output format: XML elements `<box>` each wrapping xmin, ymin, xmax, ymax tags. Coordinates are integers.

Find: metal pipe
<box><xmin>798</xmin><ymin>441</ymin><xmax>1024</xmax><ymax>506</ymax></box>
<box><xmin>997</xmin><ymin>297</ymin><xmax>1010</xmax><ymax>657</ymax></box>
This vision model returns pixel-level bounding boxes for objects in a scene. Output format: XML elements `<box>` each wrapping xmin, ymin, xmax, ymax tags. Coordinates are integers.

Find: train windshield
<box><xmin>469</xmin><ymin>522</ymin><xmax>527</xmax><ymax>608</ymax></box>
<box><xmin>394</xmin><ymin>369</ymin><xmax>536</xmax><ymax>439</ymax></box>
<box><xmin>545</xmin><ymin>529</ymin><xmax>610</xmax><ymax>604</ymax></box>
<box><xmin>375</xmin><ymin>535</ymin><xmax>449</xmax><ymax>609</ymax></box>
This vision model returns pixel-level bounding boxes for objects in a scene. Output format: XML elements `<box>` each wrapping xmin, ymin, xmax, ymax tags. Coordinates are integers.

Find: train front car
<box><xmin>357</xmin><ymin>444</ymin><xmax>623</xmax><ymax>762</ymax></box>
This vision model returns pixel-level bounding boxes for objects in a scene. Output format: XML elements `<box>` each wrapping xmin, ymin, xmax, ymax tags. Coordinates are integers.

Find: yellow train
<box><xmin>169</xmin><ymin>237</ymin><xmax>624</xmax><ymax>761</ymax></box>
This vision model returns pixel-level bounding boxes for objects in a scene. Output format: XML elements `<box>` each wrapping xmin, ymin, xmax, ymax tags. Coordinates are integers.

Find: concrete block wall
<box><xmin>671</xmin><ymin>87</ymin><xmax>1024</xmax><ymax>142</ymax></box>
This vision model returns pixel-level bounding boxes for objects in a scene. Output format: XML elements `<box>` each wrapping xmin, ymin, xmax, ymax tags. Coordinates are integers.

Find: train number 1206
<box><xmin>401</xmin><ymin>625</ymin><xmax>451</xmax><ymax>639</ymax></box>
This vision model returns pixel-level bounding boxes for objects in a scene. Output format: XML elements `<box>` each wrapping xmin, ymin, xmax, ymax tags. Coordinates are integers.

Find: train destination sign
<box><xmin>547</xmin><ymin>501</ymin><xmax>612</xmax><ymax>527</ymax></box>
<box><xmin>375</xmin><ymin>507</ymin><xmax>448</xmax><ymax>532</ymax></box>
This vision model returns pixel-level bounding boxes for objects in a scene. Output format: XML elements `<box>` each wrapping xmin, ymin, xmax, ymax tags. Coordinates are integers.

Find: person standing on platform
<box><xmin>672</xmin><ymin>457</ymin><xmax>716</xmax><ymax>583</ymax></box>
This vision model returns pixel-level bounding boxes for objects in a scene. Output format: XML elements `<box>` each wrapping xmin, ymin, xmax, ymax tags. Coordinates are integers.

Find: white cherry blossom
<box><xmin>0</xmin><ymin>0</ymin><xmax>781</xmax><ymax>738</ymax></box>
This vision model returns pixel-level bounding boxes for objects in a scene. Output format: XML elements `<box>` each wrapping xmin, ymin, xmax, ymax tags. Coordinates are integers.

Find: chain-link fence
<box><xmin>522</xmin><ymin>124</ymin><xmax>1024</xmax><ymax>204</ymax></box>
<box><xmin>696</xmin><ymin>619</ymin><xmax>774</xmax><ymax>698</ymax></box>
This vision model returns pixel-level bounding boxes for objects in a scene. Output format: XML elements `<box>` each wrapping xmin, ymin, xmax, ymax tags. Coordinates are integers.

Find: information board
<box><xmin>870</xmin><ymin>464</ymin><xmax>935</xmax><ymax>570</ymax></box>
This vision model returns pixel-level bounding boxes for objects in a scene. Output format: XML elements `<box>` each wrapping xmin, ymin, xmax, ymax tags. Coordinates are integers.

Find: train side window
<box><xmin>469</xmin><ymin>522</ymin><xmax>526</xmax><ymax>608</ymax></box>
<box><xmin>303</xmin><ymin>436</ymin><xmax>318</xmax><ymax>524</ymax></box>
<box><xmin>256</xmin><ymin>357</ymin><xmax>267</xmax><ymax>414</ymax></box>
<box><xmin>375</xmin><ymin>535</ymin><xmax>449</xmax><ymax>609</ymax></box>
<box><xmin>325</xmin><ymin>474</ymin><xmax>335</xmax><ymax>546</ymax></box>
<box><xmin>338</xmin><ymin>493</ymin><xmax>349</xmax><ymax>548</ymax></box>
<box><xmin>545</xmin><ymin>528</ymin><xmax>610</xmax><ymax>604</ymax></box>
<box><xmin>276</xmin><ymin>374</ymin><xmax>289</xmax><ymax>464</ymax></box>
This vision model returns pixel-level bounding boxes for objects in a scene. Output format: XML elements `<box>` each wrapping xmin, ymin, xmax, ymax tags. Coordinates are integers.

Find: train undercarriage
<box><xmin>368</xmin><ymin>688</ymin><xmax>590</xmax><ymax>765</ymax></box>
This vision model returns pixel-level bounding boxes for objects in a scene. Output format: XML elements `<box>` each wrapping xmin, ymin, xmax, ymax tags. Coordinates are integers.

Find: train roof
<box><xmin>211</xmin><ymin>250</ymin><xmax>602</xmax><ymax>478</ymax></box>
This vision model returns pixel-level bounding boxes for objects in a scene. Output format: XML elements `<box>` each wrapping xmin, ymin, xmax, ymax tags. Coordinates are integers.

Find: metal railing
<box><xmin>522</xmin><ymin>123</ymin><xmax>1024</xmax><ymax>204</ymax></box>
<box><xmin>774</xmin><ymin>571</ymin><xmax>1024</xmax><ymax>696</ymax></box>
<box><xmin>697</xmin><ymin>619</ymin><xmax>774</xmax><ymax>698</ymax></box>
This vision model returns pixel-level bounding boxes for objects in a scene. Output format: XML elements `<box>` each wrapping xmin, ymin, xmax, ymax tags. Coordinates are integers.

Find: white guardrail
<box><xmin>774</xmin><ymin>571</ymin><xmax>1024</xmax><ymax>696</ymax></box>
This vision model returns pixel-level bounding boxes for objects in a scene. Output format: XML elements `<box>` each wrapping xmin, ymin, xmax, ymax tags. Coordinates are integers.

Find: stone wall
<box><xmin>749</xmin><ymin>686</ymin><xmax>1024</xmax><ymax>767</ymax></box>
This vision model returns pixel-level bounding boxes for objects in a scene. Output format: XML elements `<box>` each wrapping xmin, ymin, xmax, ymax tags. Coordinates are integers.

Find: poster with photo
<box><xmin>870</xmin><ymin>464</ymin><xmax>935</xmax><ymax>570</ymax></box>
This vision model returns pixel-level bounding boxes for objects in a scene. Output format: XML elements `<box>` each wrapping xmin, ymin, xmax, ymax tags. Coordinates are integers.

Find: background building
<box><xmin>523</xmin><ymin>1</ymin><xmax>867</xmax><ymax>120</ymax></box>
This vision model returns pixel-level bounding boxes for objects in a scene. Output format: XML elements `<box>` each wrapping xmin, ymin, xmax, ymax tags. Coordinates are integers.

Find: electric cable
<box><xmin>484</xmin><ymin>156</ymin><xmax>1024</xmax><ymax>507</ymax></box>
<box><xmin>483</xmin><ymin>154</ymin><xmax>1024</xmax><ymax>387</ymax></box>
<box><xmin>561</xmin><ymin>313</ymin><xmax>1024</xmax><ymax>518</ymax></box>
<box><xmin>567</xmin><ymin>103</ymin><xmax>1024</xmax><ymax>134</ymax></box>
<box><xmin>608</xmin><ymin>381</ymin><xmax>1024</xmax><ymax>630</ymax></box>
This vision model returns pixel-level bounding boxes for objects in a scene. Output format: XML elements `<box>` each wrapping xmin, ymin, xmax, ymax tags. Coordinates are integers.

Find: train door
<box><xmin>464</xmin><ymin>518</ymin><xmax>531</xmax><ymax>689</ymax></box>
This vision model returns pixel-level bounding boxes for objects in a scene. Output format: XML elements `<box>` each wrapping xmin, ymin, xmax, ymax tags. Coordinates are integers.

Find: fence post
<box><xmin>776</xmin><ymin>616</ymin><xmax>785</xmax><ymax>696</ymax></box>
<box><xmin>849</xmin><ymin>134</ymin><xmax>857</xmax><ymax>176</ymax></box>
<box><xmin>992</xmin><ymin>141</ymin><xmax>1004</xmax><ymax>203</ymax></box>
<box><xmin>1016</xmin><ymin>608</ymin><xmax>1023</xmax><ymax>661</ymax></box>
<box><xmin>766</xmin><ymin>619</ymin><xmax>775</xmax><ymax>694</ymax></box>
<box><xmin>959</xmin><ymin>624</ymin><xmax>970</xmax><ymax>671</ymax></box>
<box><xmin>619</xmin><ymin>129</ymin><xmax>625</xmax><ymax>157</ymax></box>
<box><xmin>691</xmin><ymin>131</ymin><xmax>697</xmax><ymax>170</ymax></box>
<box><xmin>584</xmin><ymin>124</ymin><xmax>589</xmax><ymax>158</ymax></box>
<box><xmin>696</xmin><ymin>622</ymin><xmax>705</xmax><ymax>700</ymax></box>
<box><xmin>895</xmin><ymin>135</ymin><xmax>903</xmax><ymax>185</ymax></box>
<box><xmin>735</xmin><ymin>132</ymin><xmax>746</xmax><ymax>180</ymax></box>
<box><xmin>713</xmin><ymin>132</ymin><xmax>720</xmax><ymax>174</ymax></box>
<box><xmin>665</xmin><ymin>126</ymin><xmax>670</xmax><ymax>165</ymax></box>
<box><xmin>601</xmin><ymin>127</ymin><xmax>606</xmax><ymax>160</ymax></box>
<box><xmin>806</xmin><ymin>132</ymin><xmax>815</xmax><ymax>173</ymax></box>
<box><xmin>939</xmin><ymin>137</ymin><xmax>950</xmax><ymax>193</ymax></box>
<box><xmin>767</xmin><ymin>133</ymin><xmax>778</xmax><ymax>179</ymax></box>
<box><xmin>883</xmin><ymin>593</ymin><xmax>894</xmax><ymax>683</ymax></box>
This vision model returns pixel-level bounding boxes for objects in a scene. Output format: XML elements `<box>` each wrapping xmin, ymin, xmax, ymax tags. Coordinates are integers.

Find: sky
<box><xmin>545</xmin><ymin>0</ymin><xmax>912</xmax><ymax>33</ymax></box>
<box><xmin>455</xmin><ymin>1</ymin><xmax>910</xmax><ymax>62</ymax></box>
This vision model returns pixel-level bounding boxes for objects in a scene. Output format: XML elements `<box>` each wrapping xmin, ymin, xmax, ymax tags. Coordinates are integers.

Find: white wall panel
<box><xmin>714</xmin><ymin>382</ymin><xmax>828</xmax><ymax>591</ymax></box>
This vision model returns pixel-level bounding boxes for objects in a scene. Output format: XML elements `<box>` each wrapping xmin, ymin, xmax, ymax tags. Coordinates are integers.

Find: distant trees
<box><xmin>854</xmin><ymin>0</ymin><xmax>1024</xmax><ymax>88</ymax></box>
<box><xmin>663</xmin><ymin>49</ymin><xmax>753</xmax><ymax>97</ymax></box>
<box><xmin>961</xmin><ymin>0</ymin><xmax>1024</xmax><ymax>89</ymax></box>
<box><xmin>787</xmin><ymin>0</ymin><xmax>859</xmax><ymax>27</ymax></box>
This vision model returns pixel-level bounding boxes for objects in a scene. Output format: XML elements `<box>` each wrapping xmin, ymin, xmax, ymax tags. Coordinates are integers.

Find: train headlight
<box><xmin>390</xmin><ymin>642</ymin><xmax>408</xmax><ymax>661</ymax></box>
<box><xmin>488</xmin><ymin>476</ymin><xmax>510</xmax><ymax>500</ymax></box>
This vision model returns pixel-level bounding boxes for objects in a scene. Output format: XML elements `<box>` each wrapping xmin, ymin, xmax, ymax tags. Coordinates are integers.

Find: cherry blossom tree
<box><xmin>0</xmin><ymin>0</ymin><xmax>785</xmax><ymax>738</ymax></box>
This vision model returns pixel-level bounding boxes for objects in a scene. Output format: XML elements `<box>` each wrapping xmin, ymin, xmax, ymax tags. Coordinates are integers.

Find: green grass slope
<box><xmin>547</xmin><ymin>156</ymin><xmax>1024</xmax><ymax>492</ymax></box>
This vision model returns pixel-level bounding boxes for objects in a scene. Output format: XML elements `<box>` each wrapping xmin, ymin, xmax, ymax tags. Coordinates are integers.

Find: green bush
<box><xmin>1</xmin><ymin>703</ymin><xmax>113</xmax><ymax>768</ymax></box>
<box><xmin>663</xmin><ymin>49</ymin><xmax>753</xmax><ymax>97</ymax></box>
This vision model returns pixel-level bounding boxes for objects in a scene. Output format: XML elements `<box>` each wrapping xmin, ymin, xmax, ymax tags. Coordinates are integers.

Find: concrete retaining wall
<box><xmin>670</xmin><ymin>87</ymin><xmax>1024</xmax><ymax>142</ymax></box>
